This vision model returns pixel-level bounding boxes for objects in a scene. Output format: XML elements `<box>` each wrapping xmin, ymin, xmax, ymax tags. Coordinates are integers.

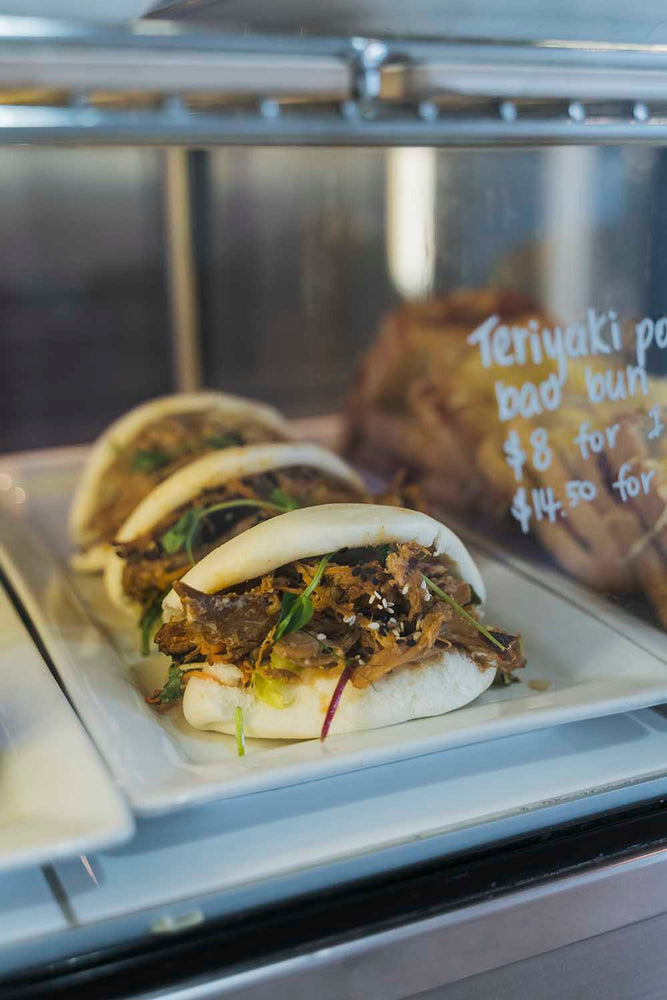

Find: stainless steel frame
<box><xmin>3</xmin><ymin>18</ymin><xmax>667</xmax><ymax>144</ymax></box>
<box><xmin>126</xmin><ymin>846</ymin><xmax>667</xmax><ymax>999</ymax></box>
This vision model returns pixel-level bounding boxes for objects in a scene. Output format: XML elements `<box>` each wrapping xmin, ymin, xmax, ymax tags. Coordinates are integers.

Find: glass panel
<box><xmin>0</xmin><ymin>147</ymin><xmax>171</xmax><ymax>452</ymax></box>
<box><xmin>3</xmin><ymin>142</ymin><xmax>667</xmax><ymax>632</ymax></box>
<box><xmin>342</xmin><ymin>144</ymin><xmax>667</xmax><ymax>631</ymax></box>
<box><xmin>202</xmin><ymin>147</ymin><xmax>391</xmax><ymax>415</ymax></box>
<box><xmin>202</xmin><ymin>144</ymin><xmax>667</xmax><ymax>635</ymax></box>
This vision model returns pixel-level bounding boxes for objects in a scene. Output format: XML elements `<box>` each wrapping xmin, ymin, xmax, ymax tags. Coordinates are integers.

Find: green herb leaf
<box><xmin>280</xmin><ymin>592</ymin><xmax>297</xmax><ymax>617</ymax></box>
<box><xmin>376</xmin><ymin>544</ymin><xmax>391</xmax><ymax>566</ymax></box>
<box><xmin>161</xmin><ymin>663</ymin><xmax>185</xmax><ymax>702</ymax></box>
<box><xmin>421</xmin><ymin>574</ymin><xmax>507</xmax><ymax>652</ymax></box>
<box><xmin>274</xmin><ymin>553</ymin><xmax>333</xmax><ymax>640</ymax></box>
<box><xmin>160</xmin><ymin>497</ymin><xmax>298</xmax><ymax>565</ymax></box>
<box><xmin>132</xmin><ymin>448</ymin><xmax>171</xmax><ymax>473</ymax></box>
<box><xmin>468</xmin><ymin>587</ymin><xmax>482</xmax><ymax>606</ymax></box>
<box><xmin>235</xmin><ymin>705</ymin><xmax>245</xmax><ymax>756</ymax></box>
<box><xmin>161</xmin><ymin>508</ymin><xmax>200</xmax><ymax>555</ymax></box>
<box><xmin>206</xmin><ymin>431</ymin><xmax>244</xmax><ymax>449</ymax></box>
<box><xmin>139</xmin><ymin>590</ymin><xmax>168</xmax><ymax>656</ymax></box>
<box><xmin>269</xmin><ymin>488</ymin><xmax>300</xmax><ymax>512</ymax></box>
<box><xmin>277</xmin><ymin>593</ymin><xmax>314</xmax><ymax>638</ymax></box>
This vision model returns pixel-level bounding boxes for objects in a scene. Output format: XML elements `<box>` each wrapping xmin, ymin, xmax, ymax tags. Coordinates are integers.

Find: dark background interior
<box><xmin>0</xmin><ymin>143</ymin><xmax>661</xmax><ymax>452</ymax></box>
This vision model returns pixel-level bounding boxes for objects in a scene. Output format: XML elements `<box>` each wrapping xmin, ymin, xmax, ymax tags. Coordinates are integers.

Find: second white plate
<box><xmin>0</xmin><ymin>582</ymin><xmax>134</xmax><ymax>872</ymax></box>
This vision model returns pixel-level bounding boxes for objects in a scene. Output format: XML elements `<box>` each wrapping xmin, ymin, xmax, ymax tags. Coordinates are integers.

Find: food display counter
<box><xmin>4</xmin><ymin>6</ymin><xmax>667</xmax><ymax>998</ymax></box>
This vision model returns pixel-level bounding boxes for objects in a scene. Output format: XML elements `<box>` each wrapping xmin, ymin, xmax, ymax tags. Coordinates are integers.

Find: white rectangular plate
<box><xmin>0</xmin><ymin>581</ymin><xmax>134</xmax><ymax>872</ymax></box>
<box><xmin>3</xmin><ymin>441</ymin><xmax>667</xmax><ymax>816</ymax></box>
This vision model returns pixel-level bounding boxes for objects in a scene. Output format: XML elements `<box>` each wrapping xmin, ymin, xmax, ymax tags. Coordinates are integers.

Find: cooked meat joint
<box><xmin>118</xmin><ymin>466</ymin><xmax>366</xmax><ymax>614</ymax></box>
<box><xmin>155</xmin><ymin>542</ymin><xmax>525</xmax><ymax>697</ymax></box>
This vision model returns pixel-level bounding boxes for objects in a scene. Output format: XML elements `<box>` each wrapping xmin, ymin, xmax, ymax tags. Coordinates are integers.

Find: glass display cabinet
<box><xmin>4</xmin><ymin>5</ymin><xmax>667</xmax><ymax>998</ymax></box>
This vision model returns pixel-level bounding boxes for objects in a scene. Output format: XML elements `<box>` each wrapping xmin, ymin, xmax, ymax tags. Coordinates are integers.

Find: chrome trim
<box><xmin>0</xmin><ymin>102</ymin><xmax>666</xmax><ymax>145</ymax></box>
<box><xmin>142</xmin><ymin>847</ymin><xmax>667</xmax><ymax>999</ymax></box>
<box><xmin>0</xmin><ymin>20</ymin><xmax>667</xmax><ymax>143</ymax></box>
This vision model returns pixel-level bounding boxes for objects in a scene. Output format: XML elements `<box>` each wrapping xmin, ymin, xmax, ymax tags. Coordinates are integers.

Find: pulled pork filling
<box><xmin>117</xmin><ymin>466</ymin><xmax>367</xmax><ymax>613</ymax></box>
<box><xmin>85</xmin><ymin>411</ymin><xmax>284</xmax><ymax>547</ymax></box>
<box><xmin>153</xmin><ymin>542</ymin><xmax>525</xmax><ymax>705</ymax></box>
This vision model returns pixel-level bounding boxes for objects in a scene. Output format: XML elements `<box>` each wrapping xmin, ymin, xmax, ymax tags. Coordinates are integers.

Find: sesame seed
<box><xmin>413</xmin><ymin>631</ymin><xmax>422</xmax><ymax>640</ymax></box>
<box><xmin>368</xmin><ymin>622</ymin><xmax>380</xmax><ymax>630</ymax></box>
<box><xmin>343</xmin><ymin>613</ymin><xmax>356</xmax><ymax>625</ymax></box>
<box><xmin>392</xmin><ymin>629</ymin><xmax>400</xmax><ymax>637</ymax></box>
<box><xmin>368</xmin><ymin>595</ymin><xmax>375</xmax><ymax>605</ymax></box>
<box><xmin>381</xmin><ymin>598</ymin><xmax>388</xmax><ymax>609</ymax></box>
<box><xmin>317</xmin><ymin>633</ymin><xmax>326</xmax><ymax>641</ymax></box>
<box><xmin>388</xmin><ymin>617</ymin><xmax>397</xmax><ymax>625</ymax></box>
<box><xmin>374</xmin><ymin>591</ymin><xmax>382</xmax><ymax>601</ymax></box>
<box><xmin>402</xmin><ymin>584</ymin><xmax>409</xmax><ymax>595</ymax></box>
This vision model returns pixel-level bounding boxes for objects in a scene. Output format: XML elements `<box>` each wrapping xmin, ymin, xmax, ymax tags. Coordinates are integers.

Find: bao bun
<box><xmin>105</xmin><ymin>442</ymin><xmax>365</xmax><ymax>616</ymax></box>
<box><xmin>165</xmin><ymin>504</ymin><xmax>494</xmax><ymax>740</ymax></box>
<box><xmin>69</xmin><ymin>391</ymin><xmax>291</xmax><ymax>572</ymax></box>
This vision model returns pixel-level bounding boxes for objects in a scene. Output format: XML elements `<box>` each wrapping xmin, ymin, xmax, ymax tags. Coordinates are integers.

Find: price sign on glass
<box><xmin>511</xmin><ymin>487</ymin><xmax>563</xmax><ymax>533</ymax></box>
